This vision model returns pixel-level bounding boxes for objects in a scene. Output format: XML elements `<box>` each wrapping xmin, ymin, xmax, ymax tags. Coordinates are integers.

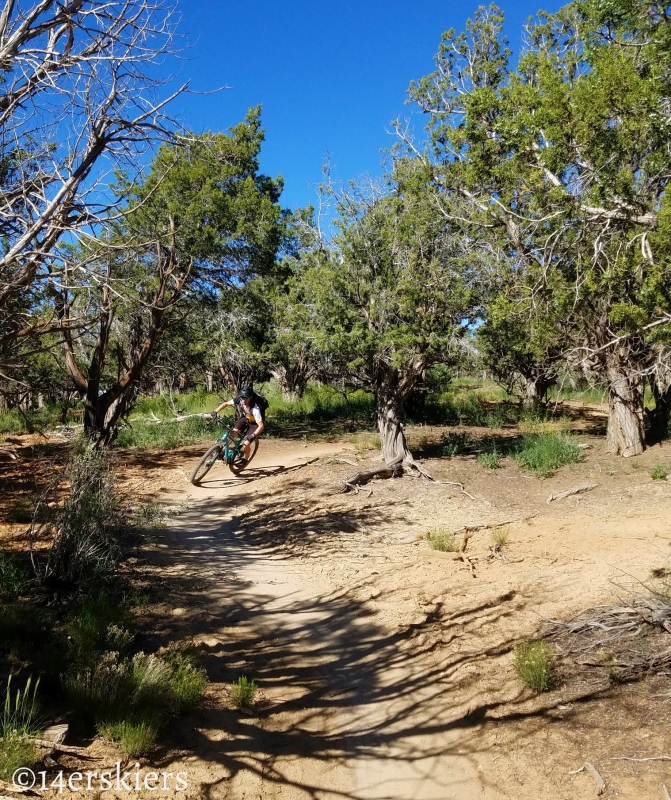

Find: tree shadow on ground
<box><xmin>138</xmin><ymin>487</ymin><xmax>615</xmax><ymax>799</ymax></box>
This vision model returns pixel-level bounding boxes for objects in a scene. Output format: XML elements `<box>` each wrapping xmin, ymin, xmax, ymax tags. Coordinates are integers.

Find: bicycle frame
<box><xmin>214</xmin><ymin>418</ymin><xmax>246</xmax><ymax>465</ymax></box>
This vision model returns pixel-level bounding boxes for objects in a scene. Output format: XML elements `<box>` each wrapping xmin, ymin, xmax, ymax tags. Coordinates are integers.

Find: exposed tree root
<box><xmin>547</xmin><ymin>482</ymin><xmax>600</xmax><ymax>504</ymax></box>
<box><xmin>342</xmin><ymin>455</ymin><xmax>404</xmax><ymax>492</ymax></box>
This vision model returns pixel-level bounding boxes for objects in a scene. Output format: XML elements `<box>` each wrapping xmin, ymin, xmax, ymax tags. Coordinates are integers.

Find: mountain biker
<box><xmin>211</xmin><ymin>385</ymin><xmax>265</xmax><ymax>464</ymax></box>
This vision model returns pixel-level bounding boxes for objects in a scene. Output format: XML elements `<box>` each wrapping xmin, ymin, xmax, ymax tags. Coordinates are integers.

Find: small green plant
<box><xmin>514</xmin><ymin>640</ymin><xmax>554</xmax><ymax>692</ymax></box>
<box><xmin>230</xmin><ymin>675</ymin><xmax>257</xmax><ymax>708</ymax></box>
<box><xmin>426</xmin><ymin>527</ymin><xmax>459</xmax><ymax>552</ymax></box>
<box><xmin>166</xmin><ymin>653</ymin><xmax>208</xmax><ymax>712</ymax></box>
<box><xmin>98</xmin><ymin>715</ymin><xmax>159</xmax><ymax>757</ymax></box>
<box><xmin>650</xmin><ymin>463</ymin><xmax>668</xmax><ymax>481</ymax></box>
<box><xmin>132</xmin><ymin>500</ymin><xmax>168</xmax><ymax>529</ymax></box>
<box><xmin>440</xmin><ymin>432</ymin><xmax>469</xmax><ymax>457</ymax></box>
<box><xmin>0</xmin><ymin>555</ymin><xmax>30</xmax><ymax>598</ymax></box>
<box><xmin>491</xmin><ymin>527</ymin><xmax>509</xmax><ymax>547</ymax></box>
<box><xmin>477</xmin><ymin>450</ymin><xmax>501</xmax><ymax>469</ymax></box>
<box><xmin>514</xmin><ymin>433</ymin><xmax>583</xmax><ymax>478</ymax></box>
<box><xmin>62</xmin><ymin>652</ymin><xmax>134</xmax><ymax>721</ymax></box>
<box><xmin>0</xmin><ymin>677</ymin><xmax>40</xmax><ymax>780</ymax></box>
<box><xmin>66</xmin><ymin>593</ymin><xmax>129</xmax><ymax>660</ymax></box>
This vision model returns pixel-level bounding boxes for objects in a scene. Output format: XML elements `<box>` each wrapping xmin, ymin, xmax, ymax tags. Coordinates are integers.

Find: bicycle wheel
<box><xmin>191</xmin><ymin>443</ymin><xmax>223</xmax><ymax>485</ymax></box>
<box><xmin>228</xmin><ymin>437</ymin><xmax>259</xmax><ymax>475</ymax></box>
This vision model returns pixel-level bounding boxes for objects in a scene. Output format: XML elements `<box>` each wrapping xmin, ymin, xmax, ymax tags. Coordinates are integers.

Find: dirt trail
<box><xmin>148</xmin><ymin>437</ymin><xmax>671</xmax><ymax>800</ymax></box>
<box><xmin>160</xmin><ymin>442</ymin><xmax>494</xmax><ymax>799</ymax></box>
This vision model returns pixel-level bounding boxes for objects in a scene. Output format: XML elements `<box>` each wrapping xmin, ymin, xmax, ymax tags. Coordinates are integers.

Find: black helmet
<box><xmin>239</xmin><ymin>385</ymin><xmax>253</xmax><ymax>399</ymax></box>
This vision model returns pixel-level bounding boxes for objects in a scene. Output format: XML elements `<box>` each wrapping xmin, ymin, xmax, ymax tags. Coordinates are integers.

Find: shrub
<box><xmin>132</xmin><ymin>500</ymin><xmax>167</xmax><ymax>530</ymax></box>
<box><xmin>62</xmin><ymin>652</ymin><xmax>134</xmax><ymax>722</ymax></box>
<box><xmin>0</xmin><ymin>555</ymin><xmax>30</xmax><ymax>599</ymax></box>
<box><xmin>426</xmin><ymin>527</ymin><xmax>459</xmax><ymax>552</ymax></box>
<box><xmin>230</xmin><ymin>676</ymin><xmax>257</xmax><ymax>708</ymax></box>
<box><xmin>514</xmin><ymin>640</ymin><xmax>554</xmax><ymax>692</ymax></box>
<box><xmin>513</xmin><ymin>433</ymin><xmax>583</xmax><ymax>478</ymax></box>
<box><xmin>491</xmin><ymin>527</ymin><xmax>509</xmax><ymax>547</ymax></box>
<box><xmin>98</xmin><ymin>715</ymin><xmax>159</xmax><ymax>757</ymax></box>
<box><xmin>0</xmin><ymin>676</ymin><xmax>40</xmax><ymax>780</ymax></box>
<box><xmin>131</xmin><ymin>653</ymin><xmax>172</xmax><ymax>709</ymax></box>
<box><xmin>66</xmin><ymin>593</ymin><xmax>130</xmax><ymax>660</ymax></box>
<box><xmin>166</xmin><ymin>653</ymin><xmax>208</xmax><ymax>712</ymax></box>
<box><xmin>440</xmin><ymin>432</ymin><xmax>470</xmax><ymax>457</ymax></box>
<box><xmin>477</xmin><ymin>450</ymin><xmax>501</xmax><ymax>469</ymax></box>
<box><xmin>650</xmin><ymin>463</ymin><xmax>668</xmax><ymax>481</ymax></box>
<box><xmin>44</xmin><ymin>444</ymin><xmax>121</xmax><ymax>587</ymax></box>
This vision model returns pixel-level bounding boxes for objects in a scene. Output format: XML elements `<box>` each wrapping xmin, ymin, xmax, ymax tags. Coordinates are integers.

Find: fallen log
<box><xmin>547</xmin><ymin>482</ymin><xmax>599</xmax><ymax>504</ymax></box>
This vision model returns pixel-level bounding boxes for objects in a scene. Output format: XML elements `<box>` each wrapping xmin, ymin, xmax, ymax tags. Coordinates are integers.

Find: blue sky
<box><xmin>169</xmin><ymin>1</ymin><xmax>561</xmax><ymax>212</ymax></box>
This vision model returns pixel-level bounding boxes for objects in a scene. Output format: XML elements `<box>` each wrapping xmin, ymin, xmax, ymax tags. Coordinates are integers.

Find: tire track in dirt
<box><xmin>160</xmin><ymin>442</ymin><xmax>498</xmax><ymax>800</ymax></box>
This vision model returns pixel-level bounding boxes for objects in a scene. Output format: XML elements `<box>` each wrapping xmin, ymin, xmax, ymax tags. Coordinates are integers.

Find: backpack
<box><xmin>252</xmin><ymin>391</ymin><xmax>269</xmax><ymax>422</ymax></box>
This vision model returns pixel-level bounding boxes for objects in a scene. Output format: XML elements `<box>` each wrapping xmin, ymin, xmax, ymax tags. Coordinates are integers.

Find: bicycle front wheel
<box><xmin>228</xmin><ymin>437</ymin><xmax>259</xmax><ymax>475</ymax></box>
<box><xmin>191</xmin><ymin>443</ymin><xmax>223</xmax><ymax>485</ymax></box>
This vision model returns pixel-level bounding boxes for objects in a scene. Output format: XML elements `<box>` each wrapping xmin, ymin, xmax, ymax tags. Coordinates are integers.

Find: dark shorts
<box><xmin>232</xmin><ymin>417</ymin><xmax>259</xmax><ymax>438</ymax></box>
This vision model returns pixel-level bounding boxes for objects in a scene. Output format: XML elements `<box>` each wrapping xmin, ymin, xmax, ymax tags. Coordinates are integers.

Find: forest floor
<box><xmin>2</xmin><ymin>404</ymin><xmax>671</xmax><ymax>799</ymax></box>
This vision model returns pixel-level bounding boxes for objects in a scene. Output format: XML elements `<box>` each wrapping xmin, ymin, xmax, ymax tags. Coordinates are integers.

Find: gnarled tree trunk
<box><xmin>375</xmin><ymin>366</ymin><xmax>417</xmax><ymax>464</ymax></box>
<box><xmin>522</xmin><ymin>375</ymin><xmax>549</xmax><ymax>410</ymax></box>
<box><xmin>270</xmin><ymin>363</ymin><xmax>309</xmax><ymax>402</ymax></box>
<box><xmin>605</xmin><ymin>357</ymin><xmax>645</xmax><ymax>457</ymax></box>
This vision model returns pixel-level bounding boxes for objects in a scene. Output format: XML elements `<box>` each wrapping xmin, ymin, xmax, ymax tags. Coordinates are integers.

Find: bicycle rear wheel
<box><xmin>228</xmin><ymin>437</ymin><xmax>259</xmax><ymax>475</ymax></box>
<box><xmin>191</xmin><ymin>443</ymin><xmax>223</xmax><ymax>485</ymax></box>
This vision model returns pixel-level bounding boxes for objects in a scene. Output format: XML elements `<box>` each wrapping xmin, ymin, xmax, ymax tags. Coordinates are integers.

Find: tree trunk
<box><xmin>375</xmin><ymin>368</ymin><xmax>414</xmax><ymax>464</ymax></box>
<box><xmin>205</xmin><ymin>370</ymin><xmax>214</xmax><ymax>394</ymax></box>
<box><xmin>522</xmin><ymin>375</ymin><xmax>548</xmax><ymax>410</ymax></box>
<box><xmin>605</xmin><ymin>361</ymin><xmax>645</xmax><ymax>457</ymax></box>
<box><xmin>270</xmin><ymin>365</ymin><xmax>307</xmax><ymax>402</ymax></box>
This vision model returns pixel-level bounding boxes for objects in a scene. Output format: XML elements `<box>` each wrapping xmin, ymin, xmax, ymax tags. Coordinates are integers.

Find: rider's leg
<box><xmin>243</xmin><ymin>422</ymin><xmax>259</xmax><ymax>460</ymax></box>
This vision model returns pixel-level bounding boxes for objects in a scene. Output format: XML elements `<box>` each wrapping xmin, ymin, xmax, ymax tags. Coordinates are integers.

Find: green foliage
<box><xmin>513</xmin><ymin>433</ymin><xmax>583</xmax><ymax>478</ymax></box>
<box><xmin>477</xmin><ymin>450</ymin><xmax>501</xmax><ymax>469</ymax></box>
<box><xmin>230</xmin><ymin>675</ymin><xmax>258</xmax><ymax>708</ymax></box>
<box><xmin>426</xmin><ymin>527</ymin><xmax>460</xmax><ymax>552</ymax></box>
<box><xmin>97</xmin><ymin>716</ymin><xmax>159</xmax><ymax>757</ymax></box>
<box><xmin>0</xmin><ymin>555</ymin><xmax>30</xmax><ymax>599</ymax></box>
<box><xmin>514</xmin><ymin>640</ymin><xmax>554</xmax><ymax>692</ymax></box>
<box><xmin>0</xmin><ymin>676</ymin><xmax>40</xmax><ymax>780</ymax></box>
<box><xmin>66</xmin><ymin>593</ymin><xmax>131</xmax><ymax>661</ymax></box>
<box><xmin>440</xmin><ymin>432</ymin><xmax>470</xmax><ymax>456</ymax></box>
<box><xmin>650</xmin><ymin>463</ymin><xmax>668</xmax><ymax>481</ymax></box>
<box><xmin>164</xmin><ymin>652</ymin><xmax>208</xmax><ymax>712</ymax></box>
<box><xmin>491</xmin><ymin>527</ymin><xmax>509</xmax><ymax>547</ymax></box>
<box><xmin>132</xmin><ymin>500</ymin><xmax>168</xmax><ymax>530</ymax></box>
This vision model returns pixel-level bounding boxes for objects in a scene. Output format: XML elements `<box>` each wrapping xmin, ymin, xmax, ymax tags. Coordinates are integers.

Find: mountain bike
<box><xmin>190</xmin><ymin>416</ymin><xmax>260</xmax><ymax>485</ymax></box>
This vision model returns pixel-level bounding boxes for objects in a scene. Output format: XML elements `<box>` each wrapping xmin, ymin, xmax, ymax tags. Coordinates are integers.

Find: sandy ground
<box><xmin>3</xmin><ymin>424</ymin><xmax>671</xmax><ymax>799</ymax></box>
<box><xmin>117</xmin><ymin>432</ymin><xmax>671</xmax><ymax>800</ymax></box>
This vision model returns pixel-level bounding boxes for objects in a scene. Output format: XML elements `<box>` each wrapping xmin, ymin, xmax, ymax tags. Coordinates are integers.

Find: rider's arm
<box><xmin>213</xmin><ymin>399</ymin><xmax>234</xmax><ymax>414</ymax></box>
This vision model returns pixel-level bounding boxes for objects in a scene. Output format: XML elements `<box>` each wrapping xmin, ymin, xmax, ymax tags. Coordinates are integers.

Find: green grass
<box><xmin>514</xmin><ymin>640</ymin><xmax>554</xmax><ymax>692</ymax></box>
<box><xmin>230</xmin><ymin>675</ymin><xmax>258</xmax><ymax>708</ymax></box>
<box><xmin>0</xmin><ymin>555</ymin><xmax>30</xmax><ymax>599</ymax></box>
<box><xmin>426</xmin><ymin>527</ymin><xmax>460</xmax><ymax>552</ymax></box>
<box><xmin>513</xmin><ymin>433</ymin><xmax>583</xmax><ymax>478</ymax></box>
<box><xmin>650</xmin><ymin>463</ymin><xmax>668</xmax><ymax>481</ymax></box>
<box><xmin>0</xmin><ymin>676</ymin><xmax>40</xmax><ymax>780</ymax></box>
<box><xmin>491</xmin><ymin>527</ymin><xmax>509</xmax><ymax>547</ymax></box>
<box><xmin>97</xmin><ymin>715</ymin><xmax>159</xmax><ymax>757</ymax></box>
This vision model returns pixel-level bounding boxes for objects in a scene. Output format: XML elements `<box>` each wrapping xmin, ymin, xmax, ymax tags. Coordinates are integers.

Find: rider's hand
<box><xmin>209</xmin><ymin>411</ymin><xmax>218</xmax><ymax>420</ymax></box>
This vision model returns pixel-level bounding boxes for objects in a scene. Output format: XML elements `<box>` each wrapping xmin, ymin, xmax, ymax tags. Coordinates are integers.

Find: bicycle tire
<box><xmin>191</xmin><ymin>443</ymin><xmax>223</xmax><ymax>485</ymax></box>
<box><xmin>228</xmin><ymin>437</ymin><xmax>259</xmax><ymax>475</ymax></box>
